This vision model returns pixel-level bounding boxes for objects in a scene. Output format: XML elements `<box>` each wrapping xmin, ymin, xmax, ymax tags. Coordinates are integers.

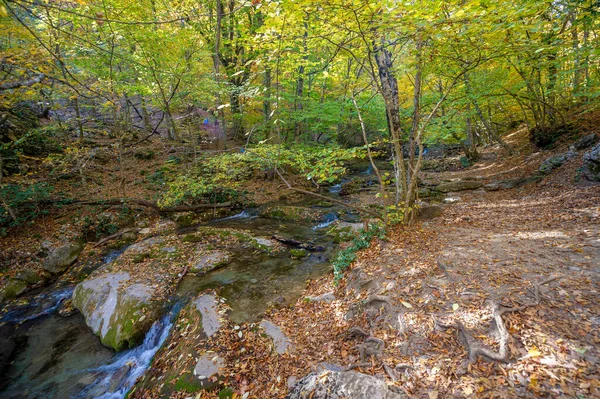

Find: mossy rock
<box><xmin>290</xmin><ymin>249</ymin><xmax>308</xmax><ymax>258</ymax></box>
<box><xmin>0</xmin><ymin>279</ymin><xmax>29</xmax><ymax>302</ymax></box>
<box><xmin>72</xmin><ymin>272</ymin><xmax>165</xmax><ymax>351</ymax></box>
<box><xmin>259</xmin><ymin>205</ymin><xmax>324</xmax><ymax>222</ymax></box>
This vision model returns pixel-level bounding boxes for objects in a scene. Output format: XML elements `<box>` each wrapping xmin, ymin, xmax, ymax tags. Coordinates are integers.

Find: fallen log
<box><xmin>271</xmin><ymin>235</ymin><xmax>324</xmax><ymax>252</ymax></box>
<box><xmin>24</xmin><ymin>197</ymin><xmax>232</xmax><ymax>214</ymax></box>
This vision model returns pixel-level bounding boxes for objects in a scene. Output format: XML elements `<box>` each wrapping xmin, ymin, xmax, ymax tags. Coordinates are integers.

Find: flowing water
<box><xmin>0</xmin><ymin>201</ymin><xmax>344</xmax><ymax>398</ymax></box>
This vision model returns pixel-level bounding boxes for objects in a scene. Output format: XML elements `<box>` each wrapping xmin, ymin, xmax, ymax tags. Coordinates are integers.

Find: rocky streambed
<box><xmin>0</xmin><ymin>199</ymin><xmax>356</xmax><ymax>399</ymax></box>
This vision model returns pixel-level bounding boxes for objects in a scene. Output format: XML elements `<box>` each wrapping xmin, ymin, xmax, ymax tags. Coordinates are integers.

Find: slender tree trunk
<box><xmin>230</xmin><ymin>86</ymin><xmax>244</xmax><ymax>140</ymax></box>
<box><xmin>465</xmin><ymin>103</ymin><xmax>478</xmax><ymax>160</ymax></box>
<box><xmin>263</xmin><ymin>66</ymin><xmax>272</xmax><ymax>139</ymax></box>
<box><xmin>213</xmin><ymin>0</ymin><xmax>226</xmax><ymax>149</ymax></box>
<box><xmin>294</xmin><ymin>15</ymin><xmax>308</xmax><ymax>142</ymax></box>
<box><xmin>408</xmin><ymin>37</ymin><xmax>423</xmax><ymax>193</ymax></box>
<box><xmin>73</xmin><ymin>97</ymin><xmax>84</xmax><ymax>139</ymax></box>
<box><xmin>141</xmin><ymin>97</ymin><xmax>153</xmax><ymax>133</ymax></box>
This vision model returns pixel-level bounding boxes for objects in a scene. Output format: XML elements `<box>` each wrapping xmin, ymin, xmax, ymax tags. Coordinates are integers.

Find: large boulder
<box><xmin>435</xmin><ymin>180</ymin><xmax>483</xmax><ymax>193</ymax></box>
<box><xmin>286</xmin><ymin>370</ymin><xmax>405</xmax><ymax>399</ymax></box>
<box><xmin>72</xmin><ymin>272</ymin><xmax>164</xmax><ymax>351</ymax></box>
<box><xmin>582</xmin><ymin>143</ymin><xmax>600</xmax><ymax>182</ymax></box>
<box><xmin>43</xmin><ymin>241</ymin><xmax>85</xmax><ymax>274</ymax></box>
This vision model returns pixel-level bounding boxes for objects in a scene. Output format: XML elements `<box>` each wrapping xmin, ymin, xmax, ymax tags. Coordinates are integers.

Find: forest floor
<box><xmin>186</xmin><ymin>125</ymin><xmax>600</xmax><ymax>398</ymax></box>
<box><xmin>1</xmin><ymin>118</ymin><xmax>599</xmax><ymax>398</ymax></box>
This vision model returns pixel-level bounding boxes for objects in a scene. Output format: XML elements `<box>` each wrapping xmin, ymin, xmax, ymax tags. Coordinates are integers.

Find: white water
<box><xmin>313</xmin><ymin>213</ymin><xmax>339</xmax><ymax>230</ymax></box>
<box><xmin>214</xmin><ymin>209</ymin><xmax>257</xmax><ymax>222</ymax></box>
<box><xmin>75</xmin><ymin>308</ymin><xmax>177</xmax><ymax>399</ymax></box>
<box><xmin>0</xmin><ymin>287</ymin><xmax>74</xmax><ymax>325</ymax></box>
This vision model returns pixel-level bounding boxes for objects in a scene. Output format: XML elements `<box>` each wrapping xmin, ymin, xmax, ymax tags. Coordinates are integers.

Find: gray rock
<box><xmin>250</xmin><ymin>278</ymin><xmax>259</xmax><ymax>284</ymax></box>
<box><xmin>255</xmin><ymin>237</ymin><xmax>275</xmax><ymax>248</ymax></box>
<box><xmin>583</xmin><ymin>143</ymin><xmax>600</xmax><ymax>182</ymax></box>
<box><xmin>574</xmin><ymin>134</ymin><xmax>598</xmax><ymax>151</ymax></box>
<box><xmin>435</xmin><ymin>180</ymin><xmax>483</xmax><ymax>192</ymax></box>
<box><xmin>313</xmin><ymin>362</ymin><xmax>345</xmax><ymax>372</ymax></box>
<box><xmin>416</xmin><ymin>204</ymin><xmax>443</xmax><ymax>220</ymax></box>
<box><xmin>107</xmin><ymin>361</ymin><xmax>133</xmax><ymax>392</ymax></box>
<box><xmin>286</xmin><ymin>371</ymin><xmax>405</xmax><ymax>399</ymax></box>
<box><xmin>127</xmin><ymin>237</ymin><xmax>164</xmax><ymax>254</ymax></box>
<box><xmin>194</xmin><ymin>353</ymin><xmax>225</xmax><ymax>385</ymax></box>
<box><xmin>72</xmin><ymin>272</ymin><xmax>164</xmax><ymax>350</ymax></box>
<box><xmin>306</xmin><ymin>292</ymin><xmax>335</xmax><ymax>302</ymax></box>
<box><xmin>43</xmin><ymin>241</ymin><xmax>84</xmax><ymax>274</ymax></box>
<box><xmin>0</xmin><ymin>279</ymin><xmax>28</xmax><ymax>302</ymax></box>
<box><xmin>484</xmin><ymin>175</ymin><xmax>543</xmax><ymax>191</ymax></box>
<box><xmin>14</xmin><ymin>269</ymin><xmax>43</xmax><ymax>284</ymax></box>
<box><xmin>443</xmin><ymin>197</ymin><xmax>461</xmax><ymax>204</ymax></box>
<box><xmin>260</xmin><ymin>320</ymin><xmax>292</xmax><ymax>354</ymax></box>
<box><xmin>191</xmin><ymin>250</ymin><xmax>231</xmax><ymax>274</ymax></box>
<box><xmin>539</xmin><ymin>151</ymin><xmax>577</xmax><ymax>174</ymax></box>
<box><xmin>192</xmin><ymin>294</ymin><xmax>221</xmax><ymax>337</ymax></box>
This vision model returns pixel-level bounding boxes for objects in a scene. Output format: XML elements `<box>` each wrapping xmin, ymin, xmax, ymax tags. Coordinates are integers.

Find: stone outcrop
<box><xmin>286</xmin><ymin>370</ymin><xmax>405</xmax><ymax>399</ymax></box>
<box><xmin>538</xmin><ymin>150</ymin><xmax>577</xmax><ymax>174</ymax></box>
<box><xmin>435</xmin><ymin>180</ymin><xmax>483</xmax><ymax>193</ymax></box>
<box><xmin>582</xmin><ymin>143</ymin><xmax>600</xmax><ymax>182</ymax></box>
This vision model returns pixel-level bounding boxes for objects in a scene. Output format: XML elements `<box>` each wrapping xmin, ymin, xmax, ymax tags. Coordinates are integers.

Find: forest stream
<box><xmin>0</xmin><ymin>187</ymin><xmax>356</xmax><ymax>399</ymax></box>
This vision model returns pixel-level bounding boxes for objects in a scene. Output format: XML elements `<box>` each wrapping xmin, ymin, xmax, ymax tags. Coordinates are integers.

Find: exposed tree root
<box><xmin>365</xmin><ymin>294</ymin><xmax>392</xmax><ymax>307</ymax></box>
<box><xmin>439</xmin><ymin>300</ymin><xmax>531</xmax><ymax>363</ymax></box>
<box><xmin>344</xmin><ymin>326</ymin><xmax>370</xmax><ymax>340</ymax></box>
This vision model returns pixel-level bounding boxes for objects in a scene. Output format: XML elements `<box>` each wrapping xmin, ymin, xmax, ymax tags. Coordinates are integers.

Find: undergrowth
<box><xmin>332</xmin><ymin>223</ymin><xmax>386</xmax><ymax>282</ymax></box>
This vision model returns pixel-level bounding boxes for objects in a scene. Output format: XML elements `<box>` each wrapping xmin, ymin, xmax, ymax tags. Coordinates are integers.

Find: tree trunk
<box><xmin>373</xmin><ymin>37</ymin><xmax>408</xmax><ymax>207</ymax></box>
<box><xmin>293</xmin><ymin>15</ymin><xmax>309</xmax><ymax>142</ymax></box>
<box><xmin>73</xmin><ymin>97</ymin><xmax>84</xmax><ymax>139</ymax></box>
<box><xmin>230</xmin><ymin>86</ymin><xmax>244</xmax><ymax>140</ymax></box>
<box><xmin>263</xmin><ymin>66</ymin><xmax>272</xmax><ymax>139</ymax></box>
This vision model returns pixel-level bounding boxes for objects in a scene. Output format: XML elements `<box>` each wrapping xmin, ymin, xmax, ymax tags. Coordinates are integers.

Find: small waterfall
<box><xmin>75</xmin><ymin>305</ymin><xmax>179</xmax><ymax>399</ymax></box>
<box><xmin>214</xmin><ymin>209</ymin><xmax>257</xmax><ymax>222</ymax></box>
<box><xmin>313</xmin><ymin>213</ymin><xmax>338</xmax><ymax>230</ymax></box>
<box><xmin>363</xmin><ymin>165</ymin><xmax>373</xmax><ymax>175</ymax></box>
<box><xmin>329</xmin><ymin>184</ymin><xmax>342</xmax><ymax>193</ymax></box>
<box><xmin>0</xmin><ymin>287</ymin><xmax>74</xmax><ymax>325</ymax></box>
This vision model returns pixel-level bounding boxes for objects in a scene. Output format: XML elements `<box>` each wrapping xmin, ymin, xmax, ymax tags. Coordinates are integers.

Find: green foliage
<box><xmin>332</xmin><ymin>224</ymin><xmax>386</xmax><ymax>282</ymax></box>
<box><xmin>0</xmin><ymin>183</ymin><xmax>53</xmax><ymax>227</ymax></box>
<box><xmin>459</xmin><ymin>156</ymin><xmax>473</xmax><ymax>168</ymax></box>
<box><xmin>160</xmin><ymin>144</ymin><xmax>366</xmax><ymax>207</ymax></box>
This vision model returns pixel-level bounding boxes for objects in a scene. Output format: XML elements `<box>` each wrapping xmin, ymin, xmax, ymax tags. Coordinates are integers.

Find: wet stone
<box><xmin>260</xmin><ymin>320</ymin><xmax>292</xmax><ymax>354</ymax></box>
<box><xmin>194</xmin><ymin>354</ymin><xmax>225</xmax><ymax>384</ymax></box>
<box><xmin>192</xmin><ymin>294</ymin><xmax>221</xmax><ymax>337</ymax></box>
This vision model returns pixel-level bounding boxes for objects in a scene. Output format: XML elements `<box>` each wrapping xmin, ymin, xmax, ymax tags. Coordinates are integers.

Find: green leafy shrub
<box><xmin>160</xmin><ymin>144</ymin><xmax>366</xmax><ymax>207</ymax></box>
<box><xmin>332</xmin><ymin>224</ymin><xmax>386</xmax><ymax>282</ymax></box>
